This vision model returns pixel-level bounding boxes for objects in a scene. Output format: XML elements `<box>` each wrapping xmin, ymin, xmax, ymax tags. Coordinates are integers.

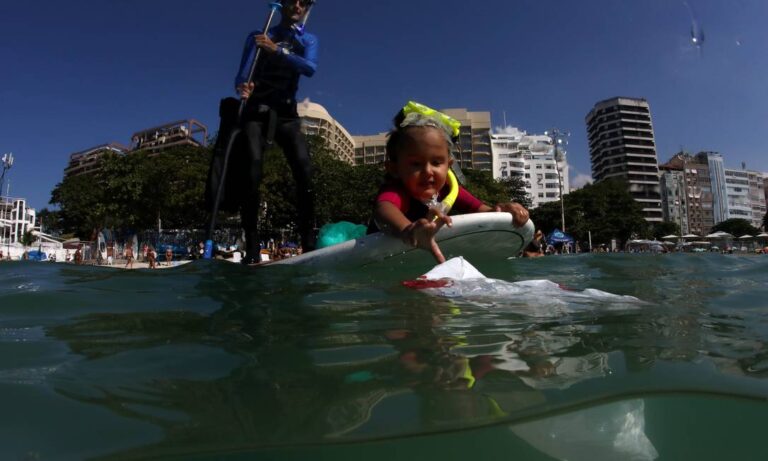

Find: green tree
<box><xmin>50</xmin><ymin>172</ymin><xmax>108</xmax><ymax>237</ymax></box>
<box><xmin>50</xmin><ymin>145</ymin><xmax>212</xmax><ymax>239</ymax></box>
<box><xmin>258</xmin><ymin>136</ymin><xmax>383</xmax><ymax>236</ymax></box>
<box><xmin>711</xmin><ymin>218</ymin><xmax>760</xmax><ymax>237</ymax></box>
<box><xmin>530</xmin><ymin>179</ymin><xmax>648</xmax><ymax>248</ymax></box>
<box><xmin>650</xmin><ymin>221</ymin><xmax>681</xmax><ymax>240</ymax></box>
<box><xmin>36</xmin><ymin>208</ymin><xmax>63</xmax><ymax>236</ymax></box>
<box><xmin>21</xmin><ymin>230</ymin><xmax>35</xmax><ymax>247</ymax></box>
<box><xmin>462</xmin><ymin>170</ymin><xmax>531</xmax><ymax>208</ymax></box>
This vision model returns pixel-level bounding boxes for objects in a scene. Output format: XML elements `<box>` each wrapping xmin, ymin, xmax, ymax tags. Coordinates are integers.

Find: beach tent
<box><xmin>546</xmin><ymin>229</ymin><xmax>575</xmax><ymax>245</ymax></box>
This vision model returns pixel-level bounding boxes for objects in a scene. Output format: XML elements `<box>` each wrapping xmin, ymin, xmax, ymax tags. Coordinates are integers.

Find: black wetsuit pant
<box><xmin>240</xmin><ymin>115</ymin><xmax>315</xmax><ymax>257</ymax></box>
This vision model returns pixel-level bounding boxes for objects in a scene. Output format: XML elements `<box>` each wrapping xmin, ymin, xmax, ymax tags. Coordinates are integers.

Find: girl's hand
<box><xmin>402</xmin><ymin>211</ymin><xmax>451</xmax><ymax>263</ymax></box>
<box><xmin>494</xmin><ymin>202</ymin><xmax>529</xmax><ymax>227</ymax></box>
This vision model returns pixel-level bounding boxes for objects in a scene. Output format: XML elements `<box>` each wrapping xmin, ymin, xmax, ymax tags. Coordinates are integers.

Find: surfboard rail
<box><xmin>272</xmin><ymin>213</ymin><xmax>535</xmax><ymax>269</ymax></box>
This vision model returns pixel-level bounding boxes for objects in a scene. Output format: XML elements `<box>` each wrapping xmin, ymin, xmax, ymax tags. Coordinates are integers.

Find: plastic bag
<box><xmin>317</xmin><ymin>221</ymin><xmax>367</xmax><ymax>249</ymax></box>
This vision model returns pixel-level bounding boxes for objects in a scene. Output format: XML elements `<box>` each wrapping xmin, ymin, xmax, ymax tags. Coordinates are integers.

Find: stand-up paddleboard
<box><xmin>270</xmin><ymin>213</ymin><xmax>534</xmax><ymax>269</ymax></box>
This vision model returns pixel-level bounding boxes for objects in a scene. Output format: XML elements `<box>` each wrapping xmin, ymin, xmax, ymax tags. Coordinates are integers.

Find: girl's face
<box><xmin>387</xmin><ymin>127</ymin><xmax>453</xmax><ymax>202</ymax></box>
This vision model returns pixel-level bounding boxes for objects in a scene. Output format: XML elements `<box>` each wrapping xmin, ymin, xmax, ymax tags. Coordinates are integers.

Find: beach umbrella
<box><xmin>705</xmin><ymin>231</ymin><xmax>732</xmax><ymax>238</ymax></box>
<box><xmin>661</xmin><ymin>234</ymin><xmax>679</xmax><ymax>239</ymax></box>
<box><xmin>682</xmin><ymin>234</ymin><xmax>699</xmax><ymax>239</ymax></box>
<box><xmin>757</xmin><ymin>233</ymin><xmax>768</xmax><ymax>238</ymax></box>
<box><xmin>739</xmin><ymin>235</ymin><xmax>754</xmax><ymax>239</ymax></box>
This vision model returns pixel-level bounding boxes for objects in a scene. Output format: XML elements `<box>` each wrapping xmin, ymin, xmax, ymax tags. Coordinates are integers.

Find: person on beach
<box><xmin>165</xmin><ymin>247</ymin><xmax>173</xmax><ymax>266</ymax></box>
<box><xmin>369</xmin><ymin>103</ymin><xmax>529</xmax><ymax>263</ymax></box>
<box><xmin>208</xmin><ymin>0</ymin><xmax>318</xmax><ymax>265</ymax></box>
<box><xmin>523</xmin><ymin>230</ymin><xmax>545</xmax><ymax>258</ymax></box>
<box><xmin>124</xmin><ymin>244</ymin><xmax>134</xmax><ymax>269</ymax></box>
<box><xmin>148</xmin><ymin>247</ymin><xmax>157</xmax><ymax>269</ymax></box>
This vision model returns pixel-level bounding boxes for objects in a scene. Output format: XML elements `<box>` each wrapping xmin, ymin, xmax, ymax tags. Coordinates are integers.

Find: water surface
<box><xmin>1</xmin><ymin>253</ymin><xmax>767</xmax><ymax>460</ymax></box>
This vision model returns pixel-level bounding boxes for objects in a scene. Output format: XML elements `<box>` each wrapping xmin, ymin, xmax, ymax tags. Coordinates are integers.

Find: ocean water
<box><xmin>1</xmin><ymin>253</ymin><xmax>767</xmax><ymax>460</ymax></box>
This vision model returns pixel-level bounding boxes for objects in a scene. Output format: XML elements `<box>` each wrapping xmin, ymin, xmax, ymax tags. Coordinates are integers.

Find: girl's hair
<box><xmin>385</xmin><ymin>112</ymin><xmax>454</xmax><ymax>163</ymax></box>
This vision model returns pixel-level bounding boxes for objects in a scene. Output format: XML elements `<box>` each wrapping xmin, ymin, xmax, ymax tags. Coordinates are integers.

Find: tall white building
<box><xmin>723</xmin><ymin>168</ymin><xmax>766</xmax><ymax>229</ymax></box>
<box><xmin>0</xmin><ymin>196</ymin><xmax>38</xmax><ymax>247</ymax></box>
<box><xmin>490</xmin><ymin>128</ymin><xmax>569</xmax><ymax>208</ymax></box>
<box><xmin>699</xmin><ymin>152</ymin><xmax>766</xmax><ymax>229</ymax></box>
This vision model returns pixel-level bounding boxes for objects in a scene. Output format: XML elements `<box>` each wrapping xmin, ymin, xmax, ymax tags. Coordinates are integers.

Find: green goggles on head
<box><xmin>400</xmin><ymin>101</ymin><xmax>461</xmax><ymax>140</ymax></box>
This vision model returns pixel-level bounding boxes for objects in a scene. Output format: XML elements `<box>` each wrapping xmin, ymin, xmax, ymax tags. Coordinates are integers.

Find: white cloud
<box><xmin>570</xmin><ymin>173</ymin><xmax>592</xmax><ymax>190</ymax></box>
<box><xmin>493</xmin><ymin>125</ymin><xmax>526</xmax><ymax>135</ymax></box>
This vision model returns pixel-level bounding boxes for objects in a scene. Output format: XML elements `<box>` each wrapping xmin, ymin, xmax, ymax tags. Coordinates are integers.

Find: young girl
<box><xmin>370</xmin><ymin>102</ymin><xmax>530</xmax><ymax>263</ymax></box>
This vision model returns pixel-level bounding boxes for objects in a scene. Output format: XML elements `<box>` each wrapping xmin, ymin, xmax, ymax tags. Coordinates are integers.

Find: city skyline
<box><xmin>2</xmin><ymin>0</ymin><xmax>768</xmax><ymax>209</ymax></box>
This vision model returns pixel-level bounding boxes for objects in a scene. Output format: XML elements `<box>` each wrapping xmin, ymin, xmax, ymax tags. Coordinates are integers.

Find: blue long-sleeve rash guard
<box><xmin>235</xmin><ymin>24</ymin><xmax>318</xmax><ymax>89</ymax></box>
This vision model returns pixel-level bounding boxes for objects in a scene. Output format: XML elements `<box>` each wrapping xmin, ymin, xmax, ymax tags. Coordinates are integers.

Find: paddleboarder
<box><xmin>207</xmin><ymin>0</ymin><xmax>318</xmax><ymax>265</ymax></box>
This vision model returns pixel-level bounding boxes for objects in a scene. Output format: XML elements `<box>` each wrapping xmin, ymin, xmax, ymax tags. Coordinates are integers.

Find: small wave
<box><xmin>0</xmin><ymin>326</ymin><xmax>46</xmax><ymax>342</ymax></box>
<box><xmin>0</xmin><ymin>365</ymin><xmax>60</xmax><ymax>385</ymax></box>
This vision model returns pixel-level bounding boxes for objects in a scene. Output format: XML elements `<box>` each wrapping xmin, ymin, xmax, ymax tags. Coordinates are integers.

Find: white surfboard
<box><xmin>271</xmin><ymin>213</ymin><xmax>534</xmax><ymax>269</ymax></box>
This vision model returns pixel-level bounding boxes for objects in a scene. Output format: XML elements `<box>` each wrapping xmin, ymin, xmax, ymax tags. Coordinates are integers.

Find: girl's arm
<box><xmin>477</xmin><ymin>202</ymin><xmax>529</xmax><ymax>227</ymax></box>
<box><xmin>374</xmin><ymin>201</ymin><xmax>451</xmax><ymax>263</ymax></box>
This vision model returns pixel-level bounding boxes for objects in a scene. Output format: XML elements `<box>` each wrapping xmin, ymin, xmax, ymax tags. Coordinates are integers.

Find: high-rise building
<box><xmin>352</xmin><ymin>133</ymin><xmax>388</xmax><ymax>166</ymax></box>
<box><xmin>351</xmin><ymin>107</ymin><xmax>493</xmax><ymax>171</ymax></box>
<box><xmin>748</xmin><ymin>171</ymin><xmax>766</xmax><ymax>230</ymax></box>
<box><xmin>490</xmin><ymin>128</ymin><xmax>569</xmax><ymax>209</ymax></box>
<box><xmin>659</xmin><ymin>153</ymin><xmax>714</xmax><ymax>236</ymax></box>
<box><xmin>693</xmin><ymin>152</ymin><xmax>766</xmax><ymax>230</ymax></box>
<box><xmin>442</xmin><ymin>108</ymin><xmax>492</xmax><ymax>171</ymax></box>
<box><xmin>702</xmin><ymin>152</ymin><xmax>729</xmax><ymax>224</ymax></box>
<box><xmin>764</xmin><ymin>174</ymin><xmax>768</xmax><ymax>227</ymax></box>
<box><xmin>297</xmin><ymin>99</ymin><xmax>355</xmax><ymax>164</ymax></box>
<box><xmin>585</xmin><ymin>97</ymin><xmax>662</xmax><ymax>222</ymax></box>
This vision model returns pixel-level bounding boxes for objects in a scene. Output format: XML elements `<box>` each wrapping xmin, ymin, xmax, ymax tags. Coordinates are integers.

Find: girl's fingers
<box><xmin>430</xmin><ymin>240</ymin><xmax>446</xmax><ymax>264</ymax></box>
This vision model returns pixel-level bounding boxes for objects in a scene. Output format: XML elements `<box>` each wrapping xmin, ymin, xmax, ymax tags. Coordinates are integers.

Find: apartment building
<box><xmin>490</xmin><ymin>127</ymin><xmax>569</xmax><ymax>208</ymax></box>
<box><xmin>442</xmin><ymin>108</ymin><xmax>493</xmax><ymax>171</ymax></box>
<box><xmin>297</xmin><ymin>99</ymin><xmax>355</xmax><ymax>164</ymax></box>
<box><xmin>64</xmin><ymin>143</ymin><xmax>131</xmax><ymax>178</ymax></box>
<box><xmin>659</xmin><ymin>153</ymin><xmax>714</xmax><ymax>236</ymax></box>
<box><xmin>353</xmin><ymin>133</ymin><xmax>388</xmax><ymax>166</ymax></box>
<box><xmin>586</xmin><ymin>97</ymin><xmax>662</xmax><ymax>222</ymax></box>
<box><xmin>131</xmin><ymin>119</ymin><xmax>208</xmax><ymax>153</ymax></box>
<box><xmin>65</xmin><ymin>119</ymin><xmax>208</xmax><ymax>178</ymax></box>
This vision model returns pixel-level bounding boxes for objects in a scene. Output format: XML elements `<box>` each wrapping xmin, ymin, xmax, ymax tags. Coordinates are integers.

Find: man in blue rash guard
<box><xmin>234</xmin><ymin>0</ymin><xmax>318</xmax><ymax>265</ymax></box>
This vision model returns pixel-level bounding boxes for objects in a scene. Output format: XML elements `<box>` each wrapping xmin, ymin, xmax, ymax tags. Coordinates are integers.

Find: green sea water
<box><xmin>1</xmin><ymin>253</ymin><xmax>767</xmax><ymax>460</ymax></box>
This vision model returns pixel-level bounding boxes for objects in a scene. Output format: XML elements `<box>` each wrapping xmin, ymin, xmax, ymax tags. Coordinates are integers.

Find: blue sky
<box><xmin>2</xmin><ymin>0</ymin><xmax>767</xmax><ymax>209</ymax></box>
